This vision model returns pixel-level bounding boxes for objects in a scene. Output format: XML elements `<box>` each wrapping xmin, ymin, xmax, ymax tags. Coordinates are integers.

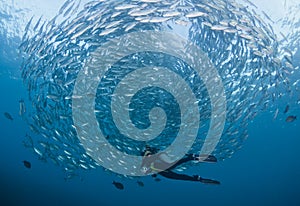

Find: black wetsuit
<box><xmin>157</xmin><ymin>154</ymin><xmax>220</xmax><ymax>184</ymax></box>
<box><xmin>142</xmin><ymin>151</ymin><xmax>220</xmax><ymax>184</ymax></box>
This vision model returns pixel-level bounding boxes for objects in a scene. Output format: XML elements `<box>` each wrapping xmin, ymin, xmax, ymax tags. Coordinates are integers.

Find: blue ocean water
<box><xmin>1</xmin><ymin>74</ymin><xmax>299</xmax><ymax>205</ymax></box>
<box><xmin>1</xmin><ymin>0</ymin><xmax>300</xmax><ymax>206</ymax></box>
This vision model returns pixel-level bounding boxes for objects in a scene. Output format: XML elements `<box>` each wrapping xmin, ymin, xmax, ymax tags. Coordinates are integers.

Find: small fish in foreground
<box><xmin>273</xmin><ymin>108</ymin><xmax>279</xmax><ymax>120</ymax></box>
<box><xmin>283</xmin><ymin>105</ymin><xmax>289</xmax><ymax>114</ymax></box>
<box><xmin>154</xmin><ymin>178</ymin><xmax>161</xmax><ymax>182</ymax></box>
<box><xmin>137</xmin><ymin>181</ymin><xmax>144</xmax><ymax>187</ymax></box>
<box><xmin>151</xmin><ymin>174</ymin><xmax>157</xmax><ymax>178</ymax></box>
<box><xmin>23</xmin><ymin>160</ymin><xmax>31</xmax><ymax>169</ymax></box>
<box><xmin>4</xmin><ymin>112</ymin><xmax>13</xmax><ymax>121</ymax></box>
<box><xmin>286</xmin><ymin>116</ymin><xmax>296</xmax><ymax>122</ymax></box>
<box><xmin>112</xmin><ymin>181</ymin><xmax>124</xmax><ymax>190</ymax></box>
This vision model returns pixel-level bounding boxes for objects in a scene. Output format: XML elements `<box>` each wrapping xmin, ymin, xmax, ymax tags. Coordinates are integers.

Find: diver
<box><xmin>141</xmin><ymin>145</ymin><xmax>220</xmax><ymax>185</ymax></box>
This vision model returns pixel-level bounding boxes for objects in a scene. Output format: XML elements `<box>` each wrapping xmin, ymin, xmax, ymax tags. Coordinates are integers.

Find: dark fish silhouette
<box><xmin>23</xmin><ymin>160</ymin><xmax>31</xmax><ymax>169</ymax></box>
<box><xmin>286</xmin><ymin>115</ymin><xmax>296</xmax><ymax>122</ymax></box>
<box><xmin>137</xmin><ymin>181</ymin><xmax>144</xmax><ymax>187</ymax></box>
<box><xmin>154</xmin><ymin>178</ymin><xmax>161</xmax><ymax>182</ymax></box>
<box><xmin>4</xmin><ymin>112</ymin><xmax>13</xmax><ymax>120</ymax></box>
<box><xmin>112</xmin><ymin>181</ymin><xmax>124</xmax><ymax>190</ymax></box>
<box><xmin>283</xmin><ymin>105</ymin><xmax>289</xmax><ymax>113</ymax></box>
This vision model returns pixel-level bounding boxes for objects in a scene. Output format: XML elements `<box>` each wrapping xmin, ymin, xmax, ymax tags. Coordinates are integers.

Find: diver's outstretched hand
<box><xmin>196</xmin><ymin>154</ymin><xmax>217</xmax><ymax>163</ymax></box>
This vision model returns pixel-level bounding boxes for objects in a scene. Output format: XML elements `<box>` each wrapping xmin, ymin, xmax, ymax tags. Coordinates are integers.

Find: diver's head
<box><xmin>144</xmin><ymin>150</ymin><xmax>152</xmax><ymax>156</ymax></box>
<box><xmin>141</xmin><ymin>166</ymin><xmax>150</xmax><ymax>174</ymax></box>
<box><xmin>143</xmin><ymin>145</ymin><xmax>158</xmax><ymax>156</ymax></box>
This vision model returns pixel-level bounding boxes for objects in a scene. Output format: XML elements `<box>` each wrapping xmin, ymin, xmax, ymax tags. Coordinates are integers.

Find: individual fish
<box><xmin>79</xmin><ymin>163</ymin><xmax>89</xmax><ymax>170</ymax></box>
<box><xmin>286</xmin><ymin>116</ymin><xmax>296</xmax><ymax>122</ymax></box>
<box><xmin>239</xmin><ymin>33</ymin><xmax>254</xmax><ymax>41</ymax></box>
<box><xmin>124</xmin><ymin>22</ymin><xmax>138</xmax><ymax>32</ymax></box>
<box><xmin>202</xmin><ymin>21</ymin><xmax>212</xmax><ymax>28</ymax></box>
<box><xmin>4</xmin><ymin>112</ymin><xmax>13</xmax><ymax>121</ymax></box>
<box><xmin>137</xmin><ymin>181</ymin><xmax>144</xmax><ymax>187</ymax></box>
<box><xmin>262</xmin><ymin>11</ymin><xmax>274</xmax><ymax>23</ymax></box>
<box><xmin>111</xmin><ymin>11</ymin><xmax>122</xmax><ymax>18</ymax></box>
<box><xmin>242</xmin><ymin>0</ymin><xmax>258</xmax><ymax>8</ymax></box>
<box><xmin>175</xmin><ymin>19</ymin><xmax>189</xmax><ymax>26</ymax></box>
<box><xmin>253</xmin><ymin>51</ymin><xmax>265</xmax><ymax>57</ymax></box>
<box><xmin>112</xmin><ymin>181</ymin><xmax>124</xmax><ymax>190</ymax></box>
<box><xmin>33</xmin><ymin>16</ymin><xmax>43</xmax><ymax>31</ymax></box>
<box><xmin>99</xmin><ymin>27</ymin><xmax>118</xmax><ymax>36</ymax></box>
<box><xmin>66</xmin><ymin>22</ymin><xmax>84</xmax><ymax>36</ymax></box>
<box><xmin>283</xmin><ymin>105</ymin><xmax>289</xmax><ymax>114</ymax></box>
<box><xmin>224</xmin><ymin>28</ymin><xmax>237</xmax><ymax>33</ymax></box>
<box><xmin>285</xmin><ymin>61</ymin><xmax>294</xmax><ymax>70</ymax></box>
<box><xmin>70</xmin><ymin>24</ymin><xmax>93</xmax><ymax>40</ymax></box>
<box><xmin>186</xmin><ymin>11</ymin><xmax>208</xmax><ymax>18</ymax></box>
<box><xmin>283</xmin><ymin>55</ymin><xmax>293</xmax><ymax>65</ymax></box>
<box><xmin>163</xmin><ymin>11</ymin><xmax>181</xmax><ymax>17</ymax></box>
<box><xmin>129</xmin><ymin>8</ymin><xmax>156</xmax><ymax>17</ymax></box>
<box><xmin>19</xmin><ymin>99</ymin><xmax>26</xmax><ymax>116</ymax></box>
<box><xmin>72</xmin><ymin>1</ymin><xmax>82</xmax><ymax>15</ymax></box>
<box><xmin>33</xmin><ymin>147</ymin><xmax>44</xmax><ymax>158</ymax></box>
<box><xmin>24</xmin><ymin>16</ymin><xmax>34</xmax><ymax>34</ymax></box>
<box><xmin>273</xmin><ymin>108</ymin><xmax>279</xmax><ymax>120</ymax></box>
<box><xmin>140</xmin><ymin>0</ymin><xmax>161</xmax><ymax>3</ymax></box>
<box><xmin>59</xmin><ymin>0</ymin><xmax>73</xmax><ymax>15</ymax></box>
<box><xmin>115</xmin><ymin>4</ymin><xmax>138</xmax><ymax>10</ymax></box>
<box><xmin>236</xmin><ymin>24</ymin><xmax>252</xmax><ymax>32</ymax></box>
<box><xmin>23</xmin><ymin>160</ymin><xmax>31</xmax><ymax>169</ymax></box>
<box><xmin>63</xmin><ymin>1</ymin><xmax>76</xmax><ymax>17</ymax></box>
<box><xmin>154</xmin><ymin>178</ymin><xmax>161</xmax><ymax>182</ymax></box>
<box><xmin>229</xmin><ymin>20</ymin><xmax>238</xmax><ymax>27</ymax></box>
<box><xmin>211</xmin><ymin>25</ymin><xmax>228</xmax><ymax>31</ymax></box>
<box><xmin>105</xmin><ymin>20</ymin><xmax>123</xmax><ymax>29</ymax></box>
<box><xmin>136</xmin><ymin>17</ymin><xmax>150</xmax><ymax>23</ymax></box>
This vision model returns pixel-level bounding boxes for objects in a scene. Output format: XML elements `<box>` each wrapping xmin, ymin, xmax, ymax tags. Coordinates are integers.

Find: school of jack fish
<box><xmin>19</xmin><ymin>0</ymin><xmax>295</xmax><ymax>178</ymax></box>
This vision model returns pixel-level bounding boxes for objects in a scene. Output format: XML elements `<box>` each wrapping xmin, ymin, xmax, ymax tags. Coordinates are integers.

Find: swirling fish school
<box><xmin>19</xmin><ymin>0</ymin><xmax>294</xmax><ymax>178</ymax></box>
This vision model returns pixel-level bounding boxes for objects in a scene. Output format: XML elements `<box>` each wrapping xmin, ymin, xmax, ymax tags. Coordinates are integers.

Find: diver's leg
<box><xmin>159</xmin><ymin>170</ymin><xmax>198</xmax><ymax>181</ymax></box>
<box><xmin>169</xmin><ymin>154</ymin><xmax>195</xmax><ymax>169</ymax></box>
<box><xmin>177</xmin><ymin>154</ymin><xmax>217</xmax><ymax>164</ymax></box>
<box><xmin>168</xmin><ymin>154</ymin><xmax>217</xmax><ymax>170</ymax></box>
<box><xmin>159</xmin><ymin>170</ymin><xmax>220</xmax><ymax>184</ymax></box>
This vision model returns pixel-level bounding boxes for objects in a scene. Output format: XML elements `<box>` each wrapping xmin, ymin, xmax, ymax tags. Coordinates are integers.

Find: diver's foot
<box><xmin>196</xmin><ymin>176</ymin><xmax>220</xmax><ymax>185</ymax></box>
<box><xmin>196</xmin><ymin>154</ymin><xmax>217</xmax><ymax>163</ymax></box>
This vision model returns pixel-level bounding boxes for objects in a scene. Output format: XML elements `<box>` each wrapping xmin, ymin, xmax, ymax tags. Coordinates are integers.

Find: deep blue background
<box><xmin>0</xmin><ymin>58</ymin><xmax>300</xmax><ymax>206</ymax></box>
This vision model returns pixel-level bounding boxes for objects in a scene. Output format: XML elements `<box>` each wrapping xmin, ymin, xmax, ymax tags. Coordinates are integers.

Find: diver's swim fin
<box><xmin>199</xmin><ymin>177</ymin><xmax>220</xmax><ymax>185</ymax></box>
